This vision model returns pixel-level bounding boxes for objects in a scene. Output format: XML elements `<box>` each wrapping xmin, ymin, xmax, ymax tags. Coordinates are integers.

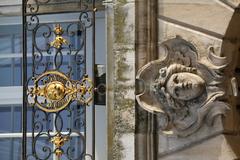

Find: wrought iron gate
<box><xmin>22</xmin><ymin>0</ymin><xmax>97</xmax><ymax>159</ymax></box>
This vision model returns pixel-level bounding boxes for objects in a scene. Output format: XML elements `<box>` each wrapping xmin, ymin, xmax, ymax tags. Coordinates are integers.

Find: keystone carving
<box><xmin>136</xmin><ymin>36</ymin><xmax>230</xmax><ymax>137</ymax></box>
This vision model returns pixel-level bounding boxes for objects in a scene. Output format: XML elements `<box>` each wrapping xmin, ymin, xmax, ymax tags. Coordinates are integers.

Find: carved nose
<box><xmin>183</xmin><ymin>82</ymin><xmax>192</xmax><ymax>88</ymax></box>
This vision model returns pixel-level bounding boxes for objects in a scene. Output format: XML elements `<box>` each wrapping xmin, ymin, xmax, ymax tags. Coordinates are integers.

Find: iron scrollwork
<box><xmin>26</xmin><ymin>0</ymin><xmax>94</xmax><ymax>14</ymax></box>
<box><xmin>26</xmin><ymin>13</ymin><xmax>92</xmax><ymax>73</ymax></box>
<box><xmin>24</xmin><ymin>0</ymin><xmax>96</xmax><ymax>158</ymax></box>
<box><xmin>26</xmin><ymin>0</ymin><xmax>51</xmax><ymax>14</ymax></box>
<box><xmin>26</xmin><ymin>108</ymin><xmax>86</xmax><ymax>160</ymax></box>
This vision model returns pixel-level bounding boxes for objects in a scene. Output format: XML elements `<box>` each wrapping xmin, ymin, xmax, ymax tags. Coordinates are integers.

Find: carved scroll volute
<box><xmin>136</xmin><ymin>36</ymin><xmax>230</xmax><ymax>137</ymax></box>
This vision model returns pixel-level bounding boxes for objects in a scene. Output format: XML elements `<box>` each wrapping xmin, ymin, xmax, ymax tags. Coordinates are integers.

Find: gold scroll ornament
<box><xmin>29</xmin><ymin>70</ymin><xmax>93</xmax><ymax>112</ymax></box>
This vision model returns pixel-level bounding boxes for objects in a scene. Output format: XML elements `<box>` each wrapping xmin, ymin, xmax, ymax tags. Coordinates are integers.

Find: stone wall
<box><xmin>107</xmin><ymin>0</ymin><xmax>240</xmax><ymax>160</ymax></box>
<box><xmin>106</xmin><ymin>0</ymin><xmax>135</xmax><ymax>160</ymax></box>
<box><xmin>155</xmin><ymin>1</ymin><xmax>240</xmax><ymax>159</ymax></box>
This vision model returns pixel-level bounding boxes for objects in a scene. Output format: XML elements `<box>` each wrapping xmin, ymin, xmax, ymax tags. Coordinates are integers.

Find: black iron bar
<box><xmin>11</xmin><ymin>35</ymin><xmax>16</xmax><ymax>160</ymax></box>
<box><xmin>84</xmin><ymin>24</ymin><xmax>87</xmax><ymax>155</ymax></box>
<box><xmin>25</xmin><ymin>9</ymin><xmax>93</xmax><ymax>16</ymax></box>
<box><xmin>22</xmin><ymin>0</ymin><xmax>28</xmax><ymax>159</ymax></box>
<box><xmin>92</xmin><ymin>1</ymin><xmax>96</xmax><ymax>159</ymax></box>
<box><xmin>31</xmin><ymin>32</ymin><xmax>35</xmax><ymax>155</ymax></box>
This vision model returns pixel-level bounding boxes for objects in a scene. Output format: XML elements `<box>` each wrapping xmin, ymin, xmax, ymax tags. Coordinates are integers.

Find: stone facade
<box><xmin>106</xmin><ymin>0</ymin><xmax>135</xmax><ymax>160</ymax></box>
<box><xmin>155</xmin><ymin>2</ymin><xmax>240</xmax><ymax>159</ymax></box>
<box><xmin>107</xmin><ymin>0</ymin><xmax>240</xmax><ymax>160</ymax></box>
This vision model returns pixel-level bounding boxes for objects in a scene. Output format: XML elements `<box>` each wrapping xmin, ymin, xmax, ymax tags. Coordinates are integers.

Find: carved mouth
<box><xmin>181</xmin><ymin>82</ymin><xmax>192</xmax><ymax>89</ymax></box>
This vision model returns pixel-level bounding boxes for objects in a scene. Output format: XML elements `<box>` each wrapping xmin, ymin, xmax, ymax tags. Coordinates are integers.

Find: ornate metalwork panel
<box><xmin>22</xmin><ymin>0</ymin><xmax>97</xmax><ymax>159</ymax></box>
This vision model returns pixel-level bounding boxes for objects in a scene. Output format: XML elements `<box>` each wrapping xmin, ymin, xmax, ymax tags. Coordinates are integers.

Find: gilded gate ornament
<box><xmin>50</xmin><ymin>133</ymin><xmax>70</xmax><ymax>159</ymax></box>
<box><xmin>24</xmin><ymin>0</ymin><xmax>96</xmax><ymax>159</ymax></box>
<box><xmin>50</xmin><ymin>24</ymin><xmax>68</xmax><ymax>49</ymax></box>
<box><xmin>28</xmin><ymin>70</ymin><xmax>93</xmax><ymax>112</ymax></box>
<box><xmin>136</xmin><ymin>36</ymin><xmax>230</xmax><ymax>137</ymax></box>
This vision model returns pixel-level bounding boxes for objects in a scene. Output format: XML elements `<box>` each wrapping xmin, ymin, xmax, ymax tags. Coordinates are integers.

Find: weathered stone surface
<box><xmin>159</xmin><ymin>134</ymin><xmax>240</xmax><ymax>160</ymax></box>
<box><xmin>225</xmin><ymin>0</ymin><xmax>240</xmax><ymax>7</ymax></box>
<box><xmin>106</xmin><ymin>1</ymin><xmax>135</xmax><ymax>160</ymax></box>
<box><xmin>108</xmin><ymin>0</ymin><xmax>240</xmax><ymax>159</ymax></box>
<box><xmin>154</xmin><ymin>1</ymin><xmax>240</xmax><ymax>159</ymax></box>
<box><xmin>110</xmin><ymin>46</ymin><xmax>135</xmax><ymax>160</ymax></box>
<box><xmin>158</xmin><ymin>1</ymin><xmax>234</xmax><ymax>36</ymax></box>
<box><xmin>120</xmin><ymin>133</ymin><xmax>135</xmax><ymax>160</ymax></box>
<box><xmin>157</xmin><ymin>116</ymin><xmax>224</xmax><ymax>157</ymax></box>
<box><xmin>158</xmin><ymin>18</ymin><xmax>223</xmax><ymax>57</ymax></box>
<box><xmin>113</xmin><ymin>2</ymin><xmax>135</xmax><ymax>45</ymax></box>
<box><xmin>113</xmin><ymin>47</ymin><xmax>135</xmax><ymax>133</ymax></box>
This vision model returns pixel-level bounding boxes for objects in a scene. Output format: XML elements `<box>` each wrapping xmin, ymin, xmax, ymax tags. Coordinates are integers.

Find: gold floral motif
<box><xmin>50</xmin><ymin>24</ymin><xmax>68</xmax><ymax>49</ymax></box>
<box><xmin>50</xmin><ymin>134</ymin><xmax>69</xmax><ymax>159</ymax></box>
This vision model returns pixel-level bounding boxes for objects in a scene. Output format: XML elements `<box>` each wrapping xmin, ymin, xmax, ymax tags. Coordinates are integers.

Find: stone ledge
<box><xmin>159</xmin><ymin>134</ymin><xmax>240</xmax><ymax>160</ymax></box>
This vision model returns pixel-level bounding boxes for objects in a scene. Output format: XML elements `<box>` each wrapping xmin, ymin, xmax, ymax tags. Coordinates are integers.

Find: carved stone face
<box><xmin>166</xmin><ymin>72</ymin><xmax>205</xmax><ymax>100</ymax></box>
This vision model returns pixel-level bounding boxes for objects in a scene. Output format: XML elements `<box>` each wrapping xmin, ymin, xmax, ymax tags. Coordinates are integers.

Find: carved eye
<box><xmin>173</xmin><ymin>75</ymin><xmax>179</xmax><ymax>84</ymax></box>
<box><xmin>159</xmin><ymin>68</ymin><xmax>166</xmax><ymax>77</ymax></box>
<box><xmin>180</xmin><ymin>45</ymin><xmax>188</xmax><ymax>53</ymax></box>
<box><xmin>174</xmin><ymin>87</ymin><xmax>180</xmax><ymax>97</ymax></box>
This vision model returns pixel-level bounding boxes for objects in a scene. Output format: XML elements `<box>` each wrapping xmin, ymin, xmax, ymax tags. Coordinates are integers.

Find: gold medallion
<box><xmin>29</xmin><ymin>70</ymin><xmax>93</xmax><ymax>112</ymax></box>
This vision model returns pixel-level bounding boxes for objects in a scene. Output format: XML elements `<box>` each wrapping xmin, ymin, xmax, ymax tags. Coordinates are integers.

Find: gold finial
<box><xmin>54</xmin><ymin>24</ymin><xmax>64</xmax><ymax>35</ymax></box>
<box><xmin>50</xmin><ymin>24</ymin><xmax>68</xmax><ymax>49</ymax></box>
<box><xmin>50</xmin><ymin>133</ymin><xmax>69</xmax><ymax>159</ymax></box>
